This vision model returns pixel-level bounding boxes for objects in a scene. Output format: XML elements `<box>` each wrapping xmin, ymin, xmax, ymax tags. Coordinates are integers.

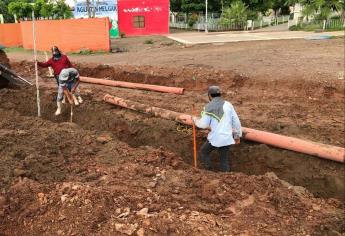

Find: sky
<box><xmin>65</xmin><ymin>0</ymin><xmax>76</xmax><ymax>7</ymax></box>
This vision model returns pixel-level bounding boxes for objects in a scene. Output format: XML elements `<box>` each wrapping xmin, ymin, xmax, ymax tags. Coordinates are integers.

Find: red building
<box><xmin>118</xmin><ymin>0</ymin><xmax>169</xmax><ymax>36</ymax></box>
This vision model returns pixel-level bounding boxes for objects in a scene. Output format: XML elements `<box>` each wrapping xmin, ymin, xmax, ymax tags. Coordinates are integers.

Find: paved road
<box><xmin>168</xmin><ymin>31</ymin><xmax>344</xmax><ymax>45</ymax></box>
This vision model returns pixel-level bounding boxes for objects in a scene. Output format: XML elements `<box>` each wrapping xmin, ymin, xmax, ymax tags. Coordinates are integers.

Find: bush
<box><xmin>220</xmin><ymin>1</ymin><xmax>248</xmax><ymax>24</ymax></box>
<box><xmin>289</xmin><ymin>25</ymin><xmax>301</xmax><ymax>31</ymax></box>
<box><xmin>188</xmin><ymin>14</ymin><xmax>198</xmax><ymax>28</ymax></box>
<box><xmin>144</xmin><ymin>39</ymin><xmax>154</xmax><ymax>44</ymax></box>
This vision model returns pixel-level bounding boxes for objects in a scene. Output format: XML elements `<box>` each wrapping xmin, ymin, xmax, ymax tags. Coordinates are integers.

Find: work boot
<box><xmin>77</xmin><ymin>96</ymin><xmax>83</xmax><ymax>104</ymax></box>
<box><xmin>62</xmin><ymin>96</ymin><xmax>66</xmax><ymax>104</ymax></box>
<box><xmin>55</xmin><ymin>101</ymin><xmax>62</xmax><ymax>116</ymax></box>
<box><xmin>72</xmin><ymin>94</ymin><xmax>79</xmax><ymax>106</ymax></box>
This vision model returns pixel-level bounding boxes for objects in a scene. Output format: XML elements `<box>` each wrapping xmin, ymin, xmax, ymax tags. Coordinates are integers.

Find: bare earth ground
<box><xmin>7</xmin><ymin>36</ymin><xmax>345</xmax><ymax>81</ymax></box>
<box><xmin>1</xmin><ymin>37</ymin><xmax>344</xmax><ymax>235</ymax></box>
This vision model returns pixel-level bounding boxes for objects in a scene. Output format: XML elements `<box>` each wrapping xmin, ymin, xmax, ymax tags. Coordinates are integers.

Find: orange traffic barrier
<box><xmin>81</xmin><ymin>76</ymin><xmax>184</xmax><ymax>94</ymax></box>
<box><xmin>103</xmin><ymin>94</ymin><xmax>345</xmax><ymax>163</ymax></box>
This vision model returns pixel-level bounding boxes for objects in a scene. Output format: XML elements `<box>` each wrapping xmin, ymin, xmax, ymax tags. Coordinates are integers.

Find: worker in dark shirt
<box><xmin>37</xmin><ymin>46</ymin><xmax>72</xmax><ymax>85</ymax></box>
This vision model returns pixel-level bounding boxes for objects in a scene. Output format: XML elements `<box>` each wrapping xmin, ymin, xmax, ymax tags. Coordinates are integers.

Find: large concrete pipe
<box><xmin>80</xmin><ymin>76</ymin><xmax>184</xmax><ymax>95</ymax></box>
<box><xmin>103</xmin><ymin>94</ymin><xmax>344</xmax><ymax>163</ymax></box>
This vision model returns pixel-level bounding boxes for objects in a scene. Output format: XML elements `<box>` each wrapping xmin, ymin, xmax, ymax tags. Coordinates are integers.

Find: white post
<box><xmin>260</xmin><ymin>20</ymin><xmax>263</xmax><ymax>28</ymax></box>
<box><xmin>323</xmin><ymin>20</ymin><xmax>326</xmax><ymax>30</ymax></box>
<box><xmin>32</xmin><ymin>10</ymin><xmax>41</xmax><ymax>117</ymax></box>
<box><xmin>252</xmin><ymin>21</ymin><xmax>254</xmax><ymax>30</ymax></box>
<box><xmin>205</xmin><ymin>0</ymin><xmax>208</xmax><ymax>33</ymax></box>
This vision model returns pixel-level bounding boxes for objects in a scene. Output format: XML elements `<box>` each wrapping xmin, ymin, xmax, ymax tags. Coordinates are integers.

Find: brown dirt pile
<box><xmin>0</xmin><ymin>107</ymin><xmax>344</xmax><ymax>235</ymax></box>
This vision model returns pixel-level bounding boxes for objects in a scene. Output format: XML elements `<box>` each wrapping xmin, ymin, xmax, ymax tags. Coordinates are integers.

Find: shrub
<box><xmin>188</xmin><ymin>14</ymin><xmax>198</xmax><ymax>28</ymax></box>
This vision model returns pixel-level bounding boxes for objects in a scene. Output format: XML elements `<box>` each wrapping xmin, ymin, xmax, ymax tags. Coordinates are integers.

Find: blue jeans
<box><xmin>200</xmin><ymin>141</ymin><xmax>230</xmax><ymax>172</ymax></box>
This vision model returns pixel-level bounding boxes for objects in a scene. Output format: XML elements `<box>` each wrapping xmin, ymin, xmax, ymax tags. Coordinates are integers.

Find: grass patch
<box><xmin>4</xmin><ymin>47</ymin><xmax>29</xmax><ymax>53</ymax></box>
<box><xmin>69</xmin><ymin>49</ymin><xmax>110</xmax><ymax>55</ymax></box>
<box><xmin>144</xmin><ymin>39</ymin><xmax>154</xmax><ymax>44</ymax></box>
<box><xmin>290</xmin><ymin>23</ymin><xmax>345</xmax><ymax>32</ymax></box>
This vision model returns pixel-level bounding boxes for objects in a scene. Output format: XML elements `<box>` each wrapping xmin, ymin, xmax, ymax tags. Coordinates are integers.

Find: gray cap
<box><xmin>59</xmin><ymin>68</ymin><xmax>79</xmax><ymax>82</ymax></box>
<box><xmin>208</xmin><ymin>86</ymin><xmax>221</xmax><ymax>95</ymax></box>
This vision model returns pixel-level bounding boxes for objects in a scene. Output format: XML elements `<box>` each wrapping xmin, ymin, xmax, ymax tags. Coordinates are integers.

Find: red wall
<box><xmin>118</xmin><ymin>0</ymin><xmax>169</xmax><ymax>36</ymax></box>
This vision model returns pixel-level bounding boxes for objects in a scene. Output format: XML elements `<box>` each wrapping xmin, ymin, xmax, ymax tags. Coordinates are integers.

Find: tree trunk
<box><xmin>86</xmin><ymin>0</ymin><xmax>91</xmax><ymax>18</ymax></box>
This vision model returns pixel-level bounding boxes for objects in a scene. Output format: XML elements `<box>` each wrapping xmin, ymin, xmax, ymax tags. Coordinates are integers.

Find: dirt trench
<box><xmin>0</xmin><ymin>85</ymin><xmax>343</xmax><ymax>200</ymax></box>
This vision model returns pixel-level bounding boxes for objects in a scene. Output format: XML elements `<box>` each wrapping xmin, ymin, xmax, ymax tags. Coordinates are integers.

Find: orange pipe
<box><xmin>80</xmin><ymin>76</ymin><xmax>184</xmax><ymax>95</ymax></box>
<box><xmin>103</xmin><ymin>95</ymin><xmax>345</xmax><ymax>163</ymax></box>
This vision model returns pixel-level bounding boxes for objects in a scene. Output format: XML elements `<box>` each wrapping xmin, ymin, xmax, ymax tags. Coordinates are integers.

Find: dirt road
<box><xmin>7</xmin><ymin>37</ymin><xmax>344</xmax><ymax>81</ymax></box>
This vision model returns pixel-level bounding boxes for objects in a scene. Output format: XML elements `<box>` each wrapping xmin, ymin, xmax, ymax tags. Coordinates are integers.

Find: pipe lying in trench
<box><xmin>103</xmin><ymin>94</ymin><xmax>345</xmax><ymax>163</ymax></box>
<box><xmin>80</xmin><ymin>76</ymin><xmax>184</xmax><ymax>95</ymax></box>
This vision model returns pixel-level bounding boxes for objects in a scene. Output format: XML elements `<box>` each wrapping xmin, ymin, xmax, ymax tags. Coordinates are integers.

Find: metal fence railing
<box><xmin>170</xmin><ymin>15</ymin><xmax>290</xmax><ymax>32</ymax></box>
<box><xmin>293</xmin><ymin>18</ymin><xmax>345</xmax><ymax>30</ymax></box>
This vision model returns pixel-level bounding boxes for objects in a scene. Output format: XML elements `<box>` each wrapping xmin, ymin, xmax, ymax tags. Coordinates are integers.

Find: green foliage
<box><xmin>242</xmin><ymin>0</ymin><xmax>273</xmax><ymax>14</ymax></box>
<box><xmin>53</xmin><ymin>0</ymin><xmax>72</xmax><ymax>19</ymax></box>
<box><xmin>40</xmin><ymin>1</ymin><xmax>54</xmax><ymax>19</ymax></box>
<box><xmin>144</xmin><ymin>39</ymin><xmax>154</xmax><ymax>44</ymax></box>
<box><xmin>188</xmin><ymin>13</ymin><xmax>198</xmax><ymax>27</ymax></box>
<box><xmin>181</xmin><ymin>0</ymin><xmax>204</xmax><ymax>13</ymax></box>
<box><xmin>220</xmin><ymin>1</ymin><xmax>248</xmax><ymax>24</ymax></box>
<box><xmin>8</xmin><ymin>0</ymin><xmax>32</xmax><ymax>20</ymax></box>
<box><xmin>33</xmin><ymin>0</ymin><xmax>45</xmax><ymax>18</ymax></box>
<box><xmin>170</xmin><ymin>0</ymin><xmax>182</xmax><ymax>12</ymax></box>
<box><xmin>0</xmin><ymin>0</ymin><xmax>15</xmax><ymax>22</ymax></box>
<box><xmin>300</xmin><ymin>0</ymin><xmax>343</xmax><ymax>20</ymax></box>
<box><xmin>290</xmin><ymin>18</ymin><xmax>345</xmax><ymax>31</ymax></box>
<box><xmin>6</xmin><ymin>0</ymin><xmax>72</xmax><ymax>21</ymax></box>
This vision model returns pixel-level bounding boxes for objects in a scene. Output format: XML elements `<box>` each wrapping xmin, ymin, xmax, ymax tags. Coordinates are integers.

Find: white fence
<box><xmin>170</xmin><ymin>15</ymin><xmax>290</xmax><ymax>31</ymax></box>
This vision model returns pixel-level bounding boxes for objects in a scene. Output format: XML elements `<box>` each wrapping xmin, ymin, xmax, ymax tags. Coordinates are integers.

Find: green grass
<box><xmin>144</xmin><ymin>39</ymin><xmax>154</xmax><ymax>44</ymax></box>
<box><xmin>68</xmin><ymin>49</ymin><xmax>110</xmax><ymax>56</ymax></box>
<box><xmin>3</xmin><ymin>46</ymin><xmax>29</xmax><ymax>53</ymax></box>
<box><xmin>290</xmin><ymin>23</ymin><xmax>345</xmax><ymax>32</ymax></box>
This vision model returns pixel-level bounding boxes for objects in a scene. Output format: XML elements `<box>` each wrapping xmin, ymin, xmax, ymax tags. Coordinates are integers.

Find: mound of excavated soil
<box><xmin>0</xmin><ymin>107</ymin><xmax>344</xmax><ymax>235</ymax></box>
<box><xmin>0</xmin><ymin>49</ymin><xmax>10</xmax><ymax>89</ymax></box>
<box><xmin>1</xmin><ymin>59</ymin><xmax>344</xmax><ymax>235</ymax></box>
<box><xmin>0</xmin><ymin>50</ymin><xmax>10</xmax><ymax>67</ymax></box>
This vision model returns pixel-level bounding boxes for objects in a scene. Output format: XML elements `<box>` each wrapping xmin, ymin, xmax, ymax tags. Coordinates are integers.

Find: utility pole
<box><xmin>205</xmin><ymin>0</ymin><xmax>208</xmax><ymax>33</ymax></box>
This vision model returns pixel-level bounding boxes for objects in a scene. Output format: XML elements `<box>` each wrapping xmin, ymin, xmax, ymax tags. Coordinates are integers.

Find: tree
<box><xmin>271</xmin><ymin>0</ymin><xmax>290</xmax><ymax>16</ymax></box>
<box><xmin>33</xmin><ymin>0</ymin><xmax>45</xmax><ymax>19</ymax></box>
<box><xmin>40</xmin><ymin>1</ymin><xmax>54</xmax><ymax>19</ymax></box>
<box><xmin>181</xmin><ymin>0</ymin><xmax>205</xmax><ymax>14</ymax></box>
<box><xmin>301</xmin><ymin>1</ymin><xmax>315</xmax><ymax>21</ymax></box>
<box><xmin>220</xmin><ymin>0</ymin><xmax>248</xmax><ymax>23</ymax></box>
<box><xmin>314</xmin><ymin>0</ymin><xmax>343</xmax><ymax>19</ymax></box>
<box><xmin>300</xmin><ymin>0</ymin><xmax>343</xmax><ymax>20</ymax></box>
<box><xmin>53</xmin><ymin>0</ymin><xmax>72</xmax><ymax>19</ymax></box>
<box><xmin>170</xmin><ymin>0</ymin><xmax>182</xmax><ymax>12</ymax></box>
<box><xmin>8</xmin><ymin>0</ymin><xmax>32</xmax><ymax>20</ymax></box>
<box><xmin>242</xmin><ymin>0</ymin><xmax>273</xmax><ymax>14</ymax></box>
<box><xmin>0</xmin><ymin>0</ymin><xmax>15</xmax><ymax>23</ymax></box>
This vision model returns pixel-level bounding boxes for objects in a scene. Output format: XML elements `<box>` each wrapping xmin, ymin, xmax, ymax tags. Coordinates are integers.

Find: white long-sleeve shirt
<box><xmin>195</xmin><ymin>99</ymin><xmax>242</xmax><ymax>147</ymax></box>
